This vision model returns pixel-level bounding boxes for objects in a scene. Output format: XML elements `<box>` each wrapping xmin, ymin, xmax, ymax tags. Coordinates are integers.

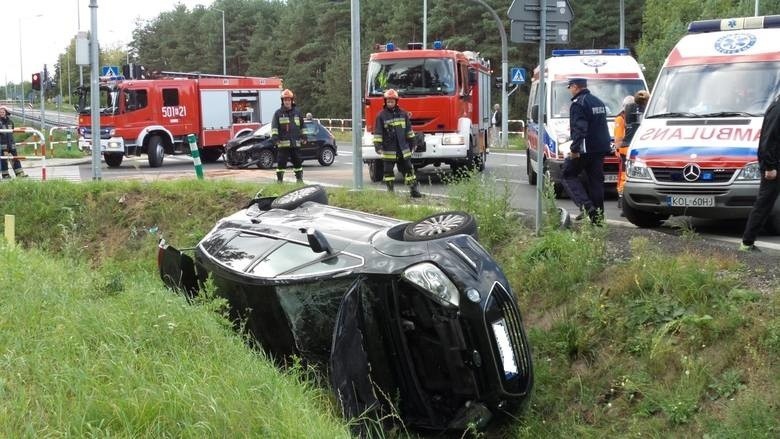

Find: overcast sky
<box><xmin>4</xmin><ymin>0</ymin><xmax>213</xmax><ymax>84</ymax></box>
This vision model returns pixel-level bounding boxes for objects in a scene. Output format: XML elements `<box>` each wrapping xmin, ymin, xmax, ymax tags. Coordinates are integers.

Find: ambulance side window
<box><xmin>124</xmin><ymin>89</ymin><xmax>148</xmax><ymax>112</ymax></box>
<box><xmin>163</xmin><ymin>88</ymin><xmax>179</xmax><ymax>106</ymax></box>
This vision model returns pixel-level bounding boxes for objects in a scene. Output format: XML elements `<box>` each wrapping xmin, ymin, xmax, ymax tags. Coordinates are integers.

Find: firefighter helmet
<box><xmin>281</xmin><ymin>89</ymin><xmax>295</xmax><ymax>102</ymax></box>
<box><xmin>383</xmin><ymin>89</ymin><xmax>399</xmax><ymax>100</ymax></box>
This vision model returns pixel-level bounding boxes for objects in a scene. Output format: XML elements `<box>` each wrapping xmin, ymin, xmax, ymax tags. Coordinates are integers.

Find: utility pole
<box><xmin>350</xmin><ymin>0</ymin><xmax>363</xmax><ymax>189</ymax></box>
<box><xmin>89</xmin><ymin>0</ymin><xmax>101</xmax><ymax>180</ymax></box>
<box><xmin>619</xmin><ymin>0</ymin><xmax>625</xmax><ymax>49</ymax></box>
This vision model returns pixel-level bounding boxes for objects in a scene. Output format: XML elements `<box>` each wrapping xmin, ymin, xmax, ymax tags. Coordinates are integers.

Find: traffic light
<box><xmin>31</xmin><ymin>72</ymin><xmax>41</xmax><ymax>91</ymax></box>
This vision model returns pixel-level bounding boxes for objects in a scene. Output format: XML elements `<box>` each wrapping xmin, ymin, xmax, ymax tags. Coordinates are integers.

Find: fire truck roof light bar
<box><xmin>687</xmin><ymin>15</ymin><xmax>780</xmax><ymax>33</ymax></box>
<box><xmin>551</xmin><ymin>49</ymin><xmax>630</xmax><ymax>57</ymax></box>
<box><xmin>158</xmin><ymin>71</ymin><xmax>257</xmax><ymax>80</ymax></box>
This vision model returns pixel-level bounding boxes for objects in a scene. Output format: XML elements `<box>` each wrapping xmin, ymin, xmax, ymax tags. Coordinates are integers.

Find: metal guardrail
<box><xmin>315</xmin><ymin>118</ymin><xmax>525</xmax><ymax>137</ymax></box>
<box><xmin>48</xmin><ymin>126</ymin><xmax>79</xmax><ymax>152</ymax></box>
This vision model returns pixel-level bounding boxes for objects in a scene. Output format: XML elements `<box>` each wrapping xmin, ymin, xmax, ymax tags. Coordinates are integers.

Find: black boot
<box><xmin>276</xmin><ymin>171</ymin><xmax>284</xmax><ymax>183</ymax></box>
<box><xmin>294</xmin><ymin>170</ymin><xmax>303</xmax><ymax>183</ymax></box>
<box><xmin>385</xmin><ymin>181</ymin><xmax>394</xmax><ymax>192</ymax></box>
<box><xmin>409</xmin><ymin>182</ymin><xmax>422</xmax><ymax>198</ymax></box>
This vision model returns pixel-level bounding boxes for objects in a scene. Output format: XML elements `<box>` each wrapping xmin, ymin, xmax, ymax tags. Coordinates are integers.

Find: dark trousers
<box><xmin>1</xmin><ymin>144</ymin><xmax>22</xmax><ymax>174</ymax></box>
<box><xmin>561</xmin><ymin>153</ymin><xmax>606</xmax><ymax>214</ymax></box>
<box><xmin>276</xmin><ymin>146</ymin><xmax>303</xmax><ymax>173</ymax></box>
<box><xmin>742</xmin><ymin>175</ymin><xmax>780</xmax><ymax>245</ymax></box>
<box><xmin>383</xmin><ymin>151</ymin><xmax>416</xmax><ymax>185</ymax></box>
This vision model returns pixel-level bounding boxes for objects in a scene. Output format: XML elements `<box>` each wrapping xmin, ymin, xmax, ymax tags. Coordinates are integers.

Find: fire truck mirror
<box><xmin>468</xmin><ymin>69</ymin><xmax>477</xmax><ymax>86</ymax></box>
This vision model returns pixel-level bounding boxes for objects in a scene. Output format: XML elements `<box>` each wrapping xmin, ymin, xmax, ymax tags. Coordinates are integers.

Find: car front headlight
<box><xmin>442</xmin><ymin>134</ymin><xmax>465</xmax><ymax>145</ymax></box>
<box><xmin>626</xmin><ymin>160</ymin><xmax>652</xmax><ymax>180</ymax></box>
<box><xmin>109</xmin><ymin>128</ymin><xmax>116</xmax><ymax>136</ymax></box>
<box><xmin>737</xmin><ymin>162</ymin><xmax>761</xmax><ymax>180</ymax></box>
<box><xmin>402</xmin><ymin>262</ymin><xmax>460</xmax><ymax>308</ymax></box>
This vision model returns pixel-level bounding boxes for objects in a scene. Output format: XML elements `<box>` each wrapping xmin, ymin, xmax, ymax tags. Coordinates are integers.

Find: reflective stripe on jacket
<box><xmin>373</xmin><ymin>106</ymin><xmax>415</xmax><ymax>158</ymax></box>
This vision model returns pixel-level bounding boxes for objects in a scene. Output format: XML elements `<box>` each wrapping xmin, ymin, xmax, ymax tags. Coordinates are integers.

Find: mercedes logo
<box><xmin>683</xmin><ymin>163</ymin><xmax>702</xmax><ymax>182</ymax></box>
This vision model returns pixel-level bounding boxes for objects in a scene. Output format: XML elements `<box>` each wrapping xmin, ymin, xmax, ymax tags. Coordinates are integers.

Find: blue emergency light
<box><xmin>433</xmin><ymin>40</ymin><xmax>443</xmax><ymax>50</ymax></box>
<box><xmin>688</xmin><ymin>14</ymin><xmax>780</xmax><ymax>33</ymax></box>
<box><xmin>552</xmin><ymin>48</ymin><xmax>630</xmax><ymax>57</ymax></box>
<box><xmin>385</xmin><ymin>42</ymin><xmax>395</xmax><ymax>52</ymax></box>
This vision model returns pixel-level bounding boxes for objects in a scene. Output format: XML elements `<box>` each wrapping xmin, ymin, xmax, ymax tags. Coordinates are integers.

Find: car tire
<box><xmin>147</xmin><ymin>135</ymin><xmax>165</xmax><ymax>168</ymax></box>
<box><xmin>104</xmin><ymin>153</ymin><xmax>123</xmax><ymax>168</ymax></box>
<box><xmin>318</xmin><ymin>146</ymin><xmax>336</xmax><ymax>166</ymax></box>
<box><xmin>622</xmin><ymin>202</ymin><xmax>666</xmax><ymax>228</ymax></box>
<box><xmin>527</xmin><ymin>150</ymin><xmax>537</xmax><ymax>185</ymax></box>
<box><xmin>199</xmin><ymin>148</ymin><xmax>223</xmax><ymax>163</ymax></box>
<box><xmin>270</xmin><ymin>184</ymin><xmax>328</xmax><ymax>210</ymax></box>
<box><xmin>255</xmin><ymin>149</ymin><xmax>275</xmax><ymax>169</ymax></box>
<box><xmin>369</xmin><ymin>159</ymin><xmax>383</xmax><ymax>182</ymax></box>
<box><xmin>475</xmin><ymin>150</ymin><xmax>487</xmax><ymax>172</ymax></box>
<box><xmin>403</xmin><ymin>211</ymin><xmax>478</xmax><ymax>241</ymax></box>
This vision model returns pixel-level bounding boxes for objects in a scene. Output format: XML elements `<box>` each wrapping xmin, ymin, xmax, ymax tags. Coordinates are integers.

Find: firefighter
<box><xmin>0</xmin><ymin>106</ymin><xmax>26</xmax><ymax>179</ymax></box>
<box><xmin>373</xmin><ymin>89</ymin><xmax>422</xmax><ymax>197</ymax></box>
<box><xmin>271</xmin><ymin>89</ymin><xmax>306</xmax><ymax>183</ymax></box>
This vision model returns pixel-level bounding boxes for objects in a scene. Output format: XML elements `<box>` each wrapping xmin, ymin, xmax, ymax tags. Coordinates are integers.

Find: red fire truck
<box><xmin>77</xmin><ymin>72</ymin><xmax>282</xmax><ymax>167</ymax></box>
<box><xmin>362</xmin><ymin>41</ymin><xmax>493</xmax><ymax>180</ymax></box>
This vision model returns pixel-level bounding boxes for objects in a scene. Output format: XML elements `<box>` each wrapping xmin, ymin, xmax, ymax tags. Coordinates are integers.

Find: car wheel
<box><xmin>199</xmin><ymin>148</ymin><xmax>223</xmax><ymax>163</ymax></box>
<box><xmin>527</xmin><ymin>150</ymin><xmax>537</xmax><ymax>185</ymax></box>
<box><xmin>403</xmin><ymin>211</ymin><xmax>478</xmax><ymax>241</ymax></box>
<box><xmin>368</xmin><ymin>159</ymin><xmax>383</xmax><ymax>182</ymax></box>
<box><xmin>270</xmin><ymin>184</ymin><xmax>329</xmax><ymax>210</ymax></box>
<box><xmin>147</xmin><ymin>135</ymin><xmax>165</xmax><ymax>168</ymax></box>
<box><xmin>475</xmin><ymin>150</ymin><xmax>487</xmax><ymax>172</ymax></box>
<box><xmin>104</xmin><ymin>153</ymin><xmax>123</xmax><ymax>168</ymax></box>
<box><xmin>255</xmin><ymin>149</ymin><xmax>275</xmax><ymax>169</ymax></box>
<box><xmin>318</xmin><ymin>146</ymin><xmax>336</xmax><ymax>166</ymax></box>
<box><xmin>544</xmin><ymin>167</ymin><xmax>565</xmax><ymax>198</ymax></box>
<box><xmin>622</xmin><ymin>202</ymin><xmax>666</xmax><ymax>228</ymax></box>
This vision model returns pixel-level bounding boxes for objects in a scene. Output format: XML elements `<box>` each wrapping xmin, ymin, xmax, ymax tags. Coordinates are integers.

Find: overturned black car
<box><xmin>158</xmin><ymin>185</ymin><xmax>533</xmax><ymax>432</ymax></box>
<box><xmin>224</xmin><ymin>121</ymin><xmax>337</xmax><ymax>169</ymax></box>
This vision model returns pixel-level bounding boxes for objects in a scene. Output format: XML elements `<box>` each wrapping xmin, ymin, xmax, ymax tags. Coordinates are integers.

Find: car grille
<box><xmin>485</xmin><ymin>283</ymin><xmax>532</xmax><ymax>396</ymax></box>
<box><xmin>652</xmin><ymin>167</ymin><xmax>735</xmax><ymax>183</ymax></box>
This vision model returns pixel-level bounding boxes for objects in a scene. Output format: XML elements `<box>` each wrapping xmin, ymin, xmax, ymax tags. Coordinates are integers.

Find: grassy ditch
<box><xmin>0</xmin><ymin>178</ymin><xmax>778</xmax><ymax>437</ymax></box>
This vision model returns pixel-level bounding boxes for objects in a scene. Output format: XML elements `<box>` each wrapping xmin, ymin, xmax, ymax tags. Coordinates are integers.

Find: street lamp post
<box><xmin>214</xmin><ymin>8</ymin><xmax>226</xmax><ymax>75</ymax></box>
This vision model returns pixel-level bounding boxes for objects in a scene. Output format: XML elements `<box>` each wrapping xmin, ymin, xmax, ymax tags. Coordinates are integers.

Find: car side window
<box><xmin>124</xmin><ymin>89</ymin><xmax>148</xmax><ymax>112</ymax></box>
<box><xmin>304</xmin><ymin>122</ymin><xmax>318</xmax><ymax>136</ymax></box>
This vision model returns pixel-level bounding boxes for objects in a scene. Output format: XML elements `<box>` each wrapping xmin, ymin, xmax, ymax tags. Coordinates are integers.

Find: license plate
<box><xmin>411</xmin><ymin>152</ymin><xmax>424</xmax><ymax>158</ymax></box>
<box><xmin>491</xmin><ymin>319</ymin><xmax>518</xmax><ymax>379</ymax></box>
<box><xmin>604</xmin><ymin>174</ymin><xmax>618</xmax><ymax>183</ymax></box>
<box><xmin>666</xmin><ymin>195</ymin><xmax>715</xmax><ymax>207</ymax></box>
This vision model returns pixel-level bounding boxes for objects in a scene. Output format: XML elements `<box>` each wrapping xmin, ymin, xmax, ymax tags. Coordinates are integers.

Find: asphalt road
<box><xmin>70</xmin><ymin>143</ymin><xmax>779</xmax><ymax>250</ymax></box>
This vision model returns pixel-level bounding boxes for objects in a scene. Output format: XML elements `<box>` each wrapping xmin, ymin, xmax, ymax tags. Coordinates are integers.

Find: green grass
<box><xmin>0</xmin><ymin>179</ymin><xmax>778</xmax><ymax>437</ymax></box>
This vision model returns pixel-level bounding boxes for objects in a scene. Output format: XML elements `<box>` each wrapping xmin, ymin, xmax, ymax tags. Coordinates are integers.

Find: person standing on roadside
<box><xmin>739</xmin><ymin>93</ymin><xmax>780</xmax><ymax>252</ymax></box>
<box><xmin>0</xmin><ymin>106</ymin><xmax>26</xmax><ymax>179</ymax></box>
<box><xmin>614</xmin><ymin>95</ymin><xmax>635</xmax><ymax>210</ymax></box>
<box><xmin>490</xmin><ymin>103</ymin><xmax>502</xmax><ymax>148</ymax></box>
<box><xmin>561</xmin><ymin>77</ymin><xmax>611</xmax><ymax>223</ymax></box>
<box><xmin>373</xmin><ymin>89</ymin><xmax>422</xmax><ymax>198</ymax></box>
<box><xmin>271</xmin><ymin>89</ymin><xmax>306</xmax><ymax>183</ymax></box>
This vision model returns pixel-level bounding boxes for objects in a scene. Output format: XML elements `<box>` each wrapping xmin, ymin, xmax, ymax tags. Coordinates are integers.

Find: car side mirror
<box><xmin>303</xmin><ymin>227</ymin><xmax>333</xmax><ymax>254</ymax></box>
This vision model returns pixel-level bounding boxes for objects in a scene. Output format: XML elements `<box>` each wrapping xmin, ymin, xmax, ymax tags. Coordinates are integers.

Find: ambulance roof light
<box><xmin>688</xmin><ymin>15</ymin><xmax>780</xmax><ymax>33</ymax></box>
<box><xmin>552</xmin><ymin>48</ymin><xmax>630</xmax><ymax>57</ymax></box>
<box><xmin>433</xmin><ymin>40</ymin><xmax>443</xmax><ymax>50</ymax></box>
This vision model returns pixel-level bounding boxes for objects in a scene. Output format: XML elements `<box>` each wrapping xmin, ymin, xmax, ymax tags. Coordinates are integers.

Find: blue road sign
<box><xmin>510</xmin><ymin>67</ymin><xmax>527</xmax><ymax>84</ymax></box>
<box><xmin>101</xmin><ymin>65</ymin><xmax>121</xmax><ymax>76</ymax></box>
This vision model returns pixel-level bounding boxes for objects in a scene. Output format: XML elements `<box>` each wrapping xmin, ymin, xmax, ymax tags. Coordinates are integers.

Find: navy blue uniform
<box><xmin>0</xmin><ymin>112</ymin><xmax>25</xmax><ymax>178</ymax></box>
<box><xmin>271</xmin><ymin>105</ymin><xmax>306</xmax><ymax>182</ymax></box>
<box><xmin>562</xmin><ymin>88</ymin><xmax>611</xmax><ymax>221</ymax></box>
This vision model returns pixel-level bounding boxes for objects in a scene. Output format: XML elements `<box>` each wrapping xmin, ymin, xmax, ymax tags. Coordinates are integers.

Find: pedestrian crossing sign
<box><xmin>101</xmin><ymin>65</ymin><xmax>121</xmax><ymax>77</ymax></box>
<box><xmin>510</xmin><ymin>67</ymin><xmax>526</xmax><ymax>84</ymax></box>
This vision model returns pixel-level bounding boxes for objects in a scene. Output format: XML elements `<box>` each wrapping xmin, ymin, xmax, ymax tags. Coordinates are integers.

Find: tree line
<box><xmin>8</xmin><ymin>0</ymin><xmax>780</xmax><ymax>120</ymax></box>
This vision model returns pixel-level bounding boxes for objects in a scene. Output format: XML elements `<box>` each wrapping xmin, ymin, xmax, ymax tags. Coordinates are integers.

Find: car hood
<box><xmin>226</xmin><ymin>134</ymin><xmax>271</xmax><ymax>149</ymax></box>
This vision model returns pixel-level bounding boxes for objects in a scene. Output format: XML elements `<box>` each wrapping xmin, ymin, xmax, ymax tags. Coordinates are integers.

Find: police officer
<box><xmin>271</xmin><ymin>89</ymin><xmax>306</xmax><ymax>183</ymax></box>
<box><xmin>373</xmin><ymin>89</ymin><xmax>422</xmax><ymax>197</ymax></box>
<box><xmin>562</xmin><ymin>77</ymin><xmax>611</xmax><ymax>223</ymax></box>
<box><xmin>0</xmin><ymin>106</ymin><xmax>26</xmax><ymax>179</ymax></box>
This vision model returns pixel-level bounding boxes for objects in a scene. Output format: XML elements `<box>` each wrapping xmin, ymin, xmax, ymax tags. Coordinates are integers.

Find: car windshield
<box><xmin>77</xmin><ymin>85</ymin><xmax>120</xmax><ymax>115</ymax></box>
<box><xmin>551</xmin><ymin>79</ymin><xmax>646</xmax><ymax>118</ymax></box>
<box><xmin>646</xmin><ymin>61</ymin><xmax>780</xmax><ymax>118</ymax></box>
<box><xmin>253</xmin><ymin>123</ymin><xmax>273</xmax><ymax>137</ymax></box>
<box><xmin>367</xmin><ymin>58</ymin><xmax>456</xmax><ymax>96</ymax></box>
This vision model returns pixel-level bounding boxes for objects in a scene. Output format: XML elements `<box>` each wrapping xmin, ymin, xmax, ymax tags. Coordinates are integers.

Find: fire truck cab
<box><xmin>362</xmin><ymin>41</ymin><xmax>492</xmax><ymax>181</ymax></box>
<box><xmin>77</xmin><ymin>72</ymin><xmax>282</xmax><ymax>168</ymax></box>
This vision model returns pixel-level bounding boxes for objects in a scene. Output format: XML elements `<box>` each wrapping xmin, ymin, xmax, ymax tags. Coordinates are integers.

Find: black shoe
<box><xmin>574</xmin><ymin>212</ymin><xmax>585</xmax><ymax>221</ymax></box>
<box><xmin>409</xmin><ymin>183</ymin><xmax>422</xmax><ymax>198</ymax></box>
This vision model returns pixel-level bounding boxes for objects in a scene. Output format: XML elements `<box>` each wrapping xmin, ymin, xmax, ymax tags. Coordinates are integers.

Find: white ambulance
<box><xmin>622</xmin><ymin>15</ymin><xmax>780</xmax><ymax>228</ymax></box>
<box><xmin>525</xmin><ymin>49</ymin><xmax>648</xmax><ymax>196</ymax></box>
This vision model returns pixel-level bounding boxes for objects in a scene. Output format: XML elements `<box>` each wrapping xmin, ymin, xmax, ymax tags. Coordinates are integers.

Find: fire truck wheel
<box><xmin>475</xmin><ymin>151</ymin><xmax>486</xmax><ymax>172</ymax></box>
<box><xmin>256</xmin><ymin>150</ymin><xmax>275</xmax><ymax>169</ymax></box>
<box><xmin>368</xmin><ymin>160</ymin><xmax>383</xmax><ymax>182</ymax></box>
<box><xmin>318</xmin><ymin>146</ymin><xmax>336</xmax><ymax>166</ymax></box>
<box><xmin>526</xmin><ymin>152</ymin><xmax>538</xmax><ymax>185</ymax></box>
<box><xmin>104</xmin><ymin>153</ymin><xmax>123</xmax><ymax>168</ymax></box>
<box><xmin>147</xmin><ymin>135</ymin><xmax>165</xmax><ymax>168</ymax></box>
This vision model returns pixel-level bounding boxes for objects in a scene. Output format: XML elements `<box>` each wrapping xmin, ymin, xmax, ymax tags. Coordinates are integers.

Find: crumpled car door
<box><xmin>158</xmin><ymin>242</ymin><xmax>202</xmax><ymax>298</ymax></box>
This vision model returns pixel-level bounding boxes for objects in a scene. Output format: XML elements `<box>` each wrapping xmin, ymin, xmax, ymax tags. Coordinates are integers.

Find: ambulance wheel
<box><xmin>526</xmin><ymin>151</ymin><xmax>537</xmax><ymax>185</ymax></box>
<box><xmin>369</xmin><ymin>160</ymin><xmax>383</xmax><ymax>182</ymax></box>
<box><xmin>147</xmin><ymin>135</ymin><xmax>165</xmax><ymax>168</ymax></box>
<box><xmin>622</xmin><ymin>202</ymin><xmax>666</xmax><ymax>228</ymax></box>
<box><xmin>104</xmin><ymin>153</ymin><xmax>123</xmax><ymax>168</ymax></box>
